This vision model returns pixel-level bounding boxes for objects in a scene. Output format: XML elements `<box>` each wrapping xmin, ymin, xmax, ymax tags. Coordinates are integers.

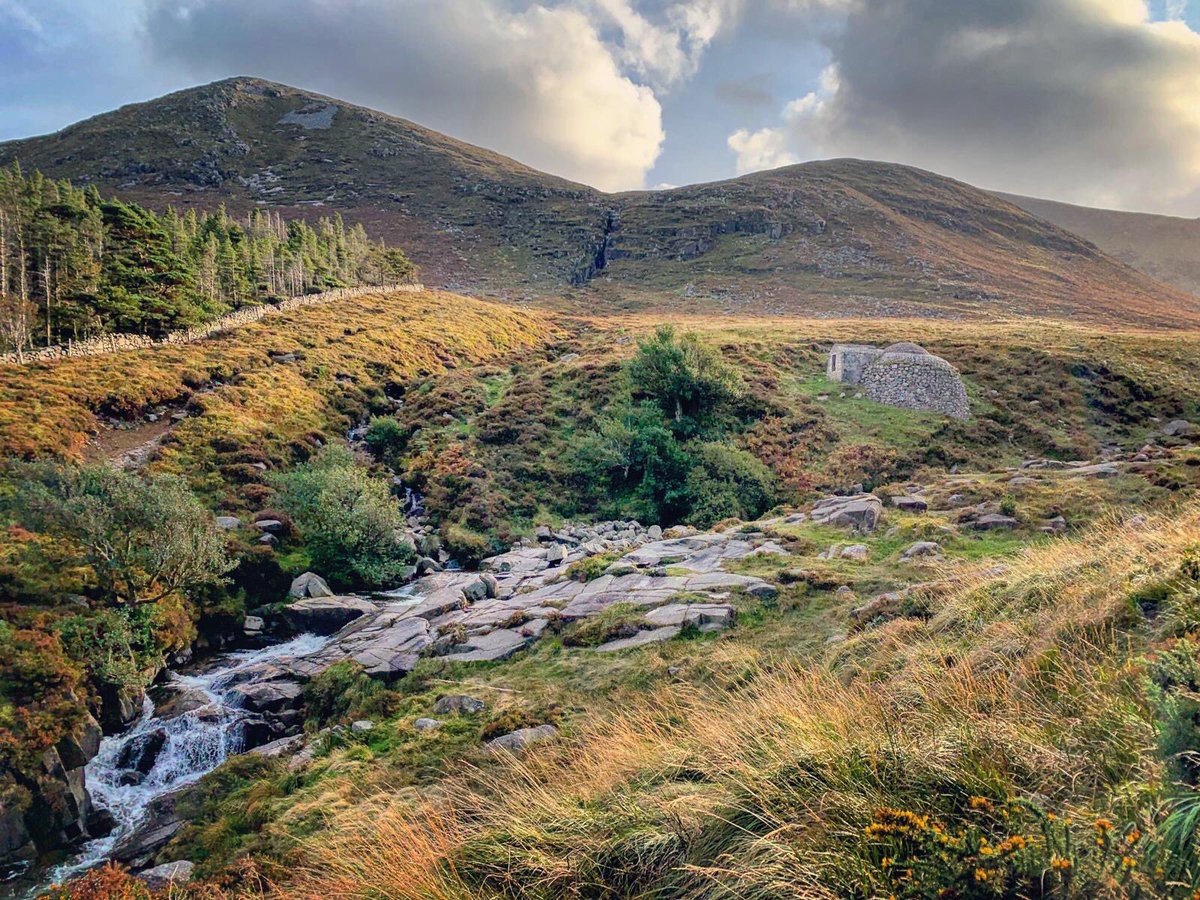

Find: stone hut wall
<box><xmin>827</xmin><ymin>344</ymin><xmax>882</xmax><ymax>384</ymax></box>
<box><xmin>0</xmin><ymin>283</ymin><xmax>424</xmax><ymax>366</ymax></box>
<box><xmin>862</xmin><ymin>356</ymin><xmax>970</xmax><ymax>420</ymax></box>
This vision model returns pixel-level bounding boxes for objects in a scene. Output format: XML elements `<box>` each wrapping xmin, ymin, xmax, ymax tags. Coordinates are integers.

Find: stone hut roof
<box><xmin>882</xmin><ymin>341</ymin><xmax>930</xmax><ymax>355</ymax></box>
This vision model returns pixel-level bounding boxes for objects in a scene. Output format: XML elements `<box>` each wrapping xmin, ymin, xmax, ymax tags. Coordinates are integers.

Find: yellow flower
<box><xmin>1126</xmin><ymin>829</ymin><xmax>1141</xmax><ymax>844</ymax></box>
<box><xmin>1051</xmin><ymin>856</ymin><xmax>1072</xmax><ymax>871</ymax></box>
<box><xmin>975</xmin><ymin>868</ymin><xmax>989</xmax><ymax>882</ymax></box>
<box><xmin>1122</xmin><ymin>856</ymin><xmax>1137</xmax><ymax>870</ymax></box>
<box><xmin>1094</xmin><ymin>818</ymin><xmax>1113</xmax><ymax>833</ymax></box>
<box><xmin>969</xmin><ymin>796</ymin><xmax>992</xmax><ymax>810</ymax></box>
<box><xmin>881</xmin><ymin>857</ymin><xmax>893</xmax><ymax>868</ymax></box>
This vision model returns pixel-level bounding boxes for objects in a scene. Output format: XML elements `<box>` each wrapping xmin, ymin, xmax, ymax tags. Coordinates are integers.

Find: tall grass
<box><xmin>285</xmin><ymin>505</ymin><xmax>1200</xmax><ymax>898</ymax></box>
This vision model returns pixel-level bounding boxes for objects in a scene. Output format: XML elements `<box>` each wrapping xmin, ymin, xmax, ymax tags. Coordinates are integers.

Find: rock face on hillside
<box><xmin>221</xmin><ymin>523</ymin><xmax>784</xmax><ymax>733</ymax></box>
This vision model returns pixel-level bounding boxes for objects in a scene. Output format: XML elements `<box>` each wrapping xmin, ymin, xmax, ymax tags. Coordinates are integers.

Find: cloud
<box><xmin>728</xmin><ymin>0</ymin><xmax>1200</xmax><ymax>213</ymax></box>
<box><xmin>143</xmin><ymin>0</ymin><xmax>665</xmax><ymax>191</ymax></box>
<box><xmin>0</xmin><ymin>0</ymin><xmax>43</xmax><ymax>37</ymax></box>
<box><xmin>714</xmin><ymin>73</ymin><xmax>775</xmax><ymax>108</ymax></box>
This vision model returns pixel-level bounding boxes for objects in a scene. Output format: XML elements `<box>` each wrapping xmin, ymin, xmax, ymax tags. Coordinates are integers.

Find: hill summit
<box><xmin>2</xmin><ymin>76</ymin><xmax>1196</xmax><ymax>325</ymax></box>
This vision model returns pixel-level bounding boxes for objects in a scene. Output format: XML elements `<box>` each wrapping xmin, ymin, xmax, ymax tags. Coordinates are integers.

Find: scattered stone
<box><xmin>254</xmin><ymin>519</ymin><xmax>285</xmax><ymax>533</ymax></box>
<box><xmin>243</xmin><ymin>615</ymin><xmax>264</xmax><ymax>634</ymax></box>
<box><xmin>900</xmin><ymin>541</ymin><xmax>942</xmax><ymax>562</ymax></box>
<box><xmin>1162</xmin><ymin>419</ymin><xmax>1197</xmax><ymax>437</ymax></box>
<box><xmin>890</xmin><ymin>495</ymin><xmax>928</xmax><ymax>512</ymax></box>
<box><xmin>485</xmin><ymin>724</ymin><xmax>560</xmax><ymax>753</ymax></box>
<box><xmin>545</xmin><ymin>543</ymin><xmax>567</xmax><ymax>566</ymax></box>
<box><xmin>432</xmin><ymin>695</ymin><xmax>486</xmax><ymax>715</ymax></box>
<box><xmin>414</xmin><ymin>718</ymin><xmax>443</xmax><ymax>732</ymax></box>
<box><xmin>214</xmin><ymin>516</ymin><xmax>241</xmax><ymax>530</ymax></box>
<box><xmin>417</xmin><ymin>556</ymin><xmax>443</xmax><ymax>575</ymax></box>
<box><xmin>351</xmin><ymin>720</ymin><xmax>374</xmax><ymax>734</ymax></box>
<box><xmin>839</xmin><ymin>544</ymin><xmax>870</xmax><ymax>562</ymax></box>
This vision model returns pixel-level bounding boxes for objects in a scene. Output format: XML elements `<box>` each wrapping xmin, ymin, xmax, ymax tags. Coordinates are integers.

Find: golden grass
<box><xmin>282</xmin><ymin>503</ymin><xmax>1200</xmax><ymax>898</ymax></box>
<box><xmin>0</xmin><ymin>289</ymin><xmax>552</xmax><ymax>468</ymax></box>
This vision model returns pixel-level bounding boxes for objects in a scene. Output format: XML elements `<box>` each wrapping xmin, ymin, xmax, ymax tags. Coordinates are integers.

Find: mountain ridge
<box><xmin>2</xmin><ymin>76</ymin><xmax>1197</xmax><ymax>326</ymax></box>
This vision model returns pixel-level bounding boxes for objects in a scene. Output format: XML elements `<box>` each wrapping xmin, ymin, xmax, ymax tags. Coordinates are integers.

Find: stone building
<box><xmin>827</xmin><ymin>341</ymin><xmax>970</xmax><ymax>420</ymax></box>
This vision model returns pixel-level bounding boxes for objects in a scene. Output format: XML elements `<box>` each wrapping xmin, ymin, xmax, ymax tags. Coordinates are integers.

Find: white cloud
<box><xmin>144</xmin><ymin>0</ymin><xmax>665</xmax><ymax>191</ymax></box>
<box><xmin>0</xmin><ymin>0</ymin><xmax>44</xmax><ymax>36</ymax></box>
<box><xmin>727</xmin><ymin>0</ymin><xmax>1200</xmax><ymax>213</ymax></box>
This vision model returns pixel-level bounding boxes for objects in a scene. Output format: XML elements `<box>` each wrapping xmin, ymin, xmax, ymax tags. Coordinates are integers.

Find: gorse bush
<box><xmin>269</xmin><ymin>446</ymin><xmax>415</xmax><ymax>589</ymax></box>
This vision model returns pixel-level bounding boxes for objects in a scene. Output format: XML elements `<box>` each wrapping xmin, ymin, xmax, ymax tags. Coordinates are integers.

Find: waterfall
<box><xmin>40</xmin><ymin>633</ymin><xmax>328</xmax><ymax>893</ymax></box>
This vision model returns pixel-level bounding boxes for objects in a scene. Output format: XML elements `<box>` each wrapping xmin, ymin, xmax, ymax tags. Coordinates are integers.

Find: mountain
<box><xmin>996</xmin><ymin>191</ymin><xmax>1200</xmax><ymax>297</ymax></box>
<box><xmin>2</xmin><ymin>77</ymin><xmax>1197</xmax><ymax>325</ymax></box>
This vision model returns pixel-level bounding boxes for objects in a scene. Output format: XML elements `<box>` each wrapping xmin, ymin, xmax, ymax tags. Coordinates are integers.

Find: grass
<box><xmin>279</xmin><ymin>504</ymin><xmax>1200</xmax><ymax>898</ymax></box>
<box><xmin>0</xmin><ymin>289</ymin><xmax>552</xmax><ymax>509</ymax></box>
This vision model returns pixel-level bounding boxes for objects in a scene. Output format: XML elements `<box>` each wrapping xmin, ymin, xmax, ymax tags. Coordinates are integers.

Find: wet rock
<box><xmin>99</xmin><ymin>683</ymin><xmax>145</xmax><ymax>735</ymax></box>
<box><xmin>153</xmin><ymin>686</ymin><xmax>211</xmax><ymax>721</ymax></box>
<box><xmin>282</xmin><ymin>595</ymin><xmax>376</xmax><ymax>634</ymax></box>
<box><xmin>56</xmin><ymin>714</ymin><xmax>103</xmax><ymax>770</ymax></box>
<box><xmin>485</xmin><ymin>724</ymin><xmax>560</xmax><ymax>753</ymax></box>
<box><xmin>112</xmin><ymin>791</ymin><xmax>185</xmax><ymax>868</ymax></box>
<box><xmin>289</xmin><ymin>571</ymin><xmax>334</xmax><ymax>599</ymax></box>
<box><xmin>432</xmin><ymin>695</ymin><xmax>486</xmax><ymax>715</ymax></box>
<box><xmin>116</xmin><ymin>729</ymin><xmax>167</xmax><ymax>775</ymax></box>
<box><xmin>228</xmin><ymin>679</ymin><xmax>303</xmax><ymax>714</ymax></box>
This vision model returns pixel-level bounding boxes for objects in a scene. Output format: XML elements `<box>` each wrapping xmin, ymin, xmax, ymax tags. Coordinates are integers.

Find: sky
<box><xmin>2</xmin><ymin>0</ymin><xmax>1200</xmax><ymax>215</ymax></box>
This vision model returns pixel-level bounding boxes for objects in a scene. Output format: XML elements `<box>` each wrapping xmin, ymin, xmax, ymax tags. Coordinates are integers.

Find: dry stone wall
<box><xmin>861</xmin><ymin>353</ymin><xmax>970</xmax><ymax>420</ymax></box>
<box><xmin>0</xmin><ymin>284</ymin><xmax>424</xmax><ymax>366</ymax></box>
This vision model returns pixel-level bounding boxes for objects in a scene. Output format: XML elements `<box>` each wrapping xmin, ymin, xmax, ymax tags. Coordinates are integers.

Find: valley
<box><xmin>1</xmin><ymin>76</ymin><xmax>1199</xmax><ymax>900</ymax></box>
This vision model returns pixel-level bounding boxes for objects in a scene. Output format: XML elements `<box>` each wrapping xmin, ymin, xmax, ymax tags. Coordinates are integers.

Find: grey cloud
<box><xmin>143</xmin><ymin>0</ymin><xmax>664</xmax><ymax>190</ymax></box>
<box><xmin>714</xmin><ymin>74</ymin><xmax>775</xmax><ymax>108</ymax></box>
<box><xmin>729</xmin><ymin>0</ymin><xmax>1200</xmax><ymax>214</ymax></box>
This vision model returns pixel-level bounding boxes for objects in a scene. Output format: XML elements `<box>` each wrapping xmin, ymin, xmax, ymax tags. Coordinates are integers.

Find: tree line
<box><xmin>0</xmin><ymin>163</ymin><xmax>415</xmax><ymax>354</ymax></box>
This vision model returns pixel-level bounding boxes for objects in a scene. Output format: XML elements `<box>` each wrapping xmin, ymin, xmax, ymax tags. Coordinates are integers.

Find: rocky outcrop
<box><xmin>810</xmin><ymin>494</ymin><xmax>884</xmax><ymax>532</ymax></box>
<box><xmin>281</xmin><ymin>595</ymin><xmax>376</xmax><ymax>634</ymax></box>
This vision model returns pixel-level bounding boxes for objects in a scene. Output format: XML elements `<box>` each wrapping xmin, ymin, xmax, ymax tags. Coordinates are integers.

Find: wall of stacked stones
<box><xmin>862</xmin><ymin>361</ymin><xmax>970</xmax><ymax>420</ymax></box>
<box><xmin>0</xmin><ymin>283</ymin><xmax>424</xmax><ymax>366</ymax></box>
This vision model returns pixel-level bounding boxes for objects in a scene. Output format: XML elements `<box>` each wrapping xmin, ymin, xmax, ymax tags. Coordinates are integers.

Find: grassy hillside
<box><xmin>3</xmin><ymin>79</ymin><xmax>1196</xmax><ymax>326</ymax></box>
<box><xmin>997</xmin><ymin>191</ymin><xmax>1200</xmax><ymax>297</ymax></box>
<box><xmin>279</xmin><ymin>502</ymin><xmax>1200</xmax><ymax>898</ymax></box>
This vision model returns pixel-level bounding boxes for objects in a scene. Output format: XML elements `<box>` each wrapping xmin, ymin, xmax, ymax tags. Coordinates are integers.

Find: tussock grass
<box><xmin>285</xmin><ymin>505</ymin><xmax>1200</xmax><ymax>898</ymax></box>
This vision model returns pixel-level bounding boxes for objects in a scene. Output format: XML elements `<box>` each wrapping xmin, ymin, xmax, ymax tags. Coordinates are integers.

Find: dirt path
<box><xmin>84</xmin><ymin>417</ymin><xmax>177</xmax><ymax>468</ymax></box>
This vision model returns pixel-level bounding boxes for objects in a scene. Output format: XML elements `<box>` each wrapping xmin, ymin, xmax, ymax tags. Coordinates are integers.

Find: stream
<box><xmin>20</xmin><ymin>633</ymin><xmax>330</xmax><ymax>897</ymax></box>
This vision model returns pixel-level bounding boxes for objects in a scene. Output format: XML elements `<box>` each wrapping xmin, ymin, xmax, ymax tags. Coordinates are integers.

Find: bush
<box><xmin>303</xmin><ymin>660</ymin><xmax>400</xmax><ymax>727</ymax></box>
<box><xmin>4</xmin><ymin>461</ymin><xmax>231</xmax><ymax>607</ymax></box>
<box><xmin>269</xmin><ymin>446</ymin><xmax>415</xmax><ymax>589</ymax></box>
<box><xmin>626</xmin><ymin>325</ymin><xmax>741</xmax><ymax>438</ymax></box>
<box><xmin>683</xmin><ymin>442</ymin><xmax>775</xmax><ymax>528</ymax></box>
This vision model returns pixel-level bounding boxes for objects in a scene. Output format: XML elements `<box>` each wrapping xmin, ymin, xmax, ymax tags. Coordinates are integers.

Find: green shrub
<box><xmin>302</xmin><ymin>660</ymin><xmax>401</xmax><ymax>727</ymax></box>
<box><xmin>269</xmin><ymin>446</ymin><xmax>415</xmax><ymax>589</ymax></box>
<box><xmin>683</xmin><ymin>442</ymin><xmax>776</xmax><ymax>528</ymax></box>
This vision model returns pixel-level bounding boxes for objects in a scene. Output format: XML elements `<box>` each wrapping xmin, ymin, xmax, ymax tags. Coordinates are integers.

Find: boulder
<box><xmin>243</xmin><ymin>615</ymin><xmax>265</xmax><ymax>634</ymax></box>
<box><xmin>890</xmin><ymin>495</ymin><xmax>928</xmax><ymax>513</ymax></box>
<box><xmin>546</xmin><ymin>543</ymin><xmax>567</xmax><ymax>566</ymax></box>
<box><xmin>282</xmin><ymin>595</ymin><xmax>375</xmax><ymax>634</ymax></box>
<box><xmin>228</xmin><ymin>680</ymin><xmax>303</xmax><ymax>714</ymax></box>
<box><xmin>351</xmin><ymin>720</ymin><xmax>375</xmax><ymax>734</ymax></box>
<box><xmin>1162</xmin><ymin>419</ymin><xmax>1197</xmax><ymax>437</ymax></box>
<box><xmin>972</xmin><ymin>514</ymin><xmax>1018</xmax><ymax>531</ymax></box>
<box><xmin>138</xmin><ymin>860</ymin><xmax>195</xmax><ymax>890</ymax></box>
<box><xmin>414</xmin><ymin>718</ymin><xmax>443</xmax><ymax>732</ymax></box>
<box><xmin>432</xmin><ymin>695</ymin><xmax>486</xmax><ymax>715</ymax></box>
<box><xmin>900</xmin><ymin>541</ymin><xmax>942</xmax><ymax>563</ymax></box>
<box><xmin>254</xmin><ymin>519</ymin><xmax>285</xmax><ymax>533</ymax></box>
<box><xmin>485</xmin><ymin>724</ymin><xmax>560</xmax><ymax>753</ymax></box>
<box><xmin>839</xmin><ymin>544</ymin><xmax>870</xmax><ymax>562</ymax></box>
<box><xmin>214</xmin><ymin>516</ymin><xmax>242</xmax><ymax>531</ymax></box>
<box><xmin>112</xmin><ymin>792</ymin><xmax>185</xmax><ymax>868</ymax></box>
<box><xmin>56</xmin><ymin>714</ymin><xmax>103</xmax><ymax>770</ymax></box>
<box><xmin>289</xmin><ymin>572</ymin><xmax>334</xmax><ymax>599</ymax></box>
<box><xmin>810</xmin><ymin>495</ymin><xmax>883</xmax><ymax>532</ymax></box>
<box><xmin>116</xmin><ymin>729</ymin><xmax>167</xmax><ymax>775</ymax></box>
<box><xmin>417</xmin><ymin>556</ymin><xmax>443</xmax><ymax>575</ymax></box>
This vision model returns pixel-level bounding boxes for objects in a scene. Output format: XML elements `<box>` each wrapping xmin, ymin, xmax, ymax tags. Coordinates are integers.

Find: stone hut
<box><xmin>827</xmin><ymin>341</ymin><xmax>970</xmax><ymax>420</ymax></box>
